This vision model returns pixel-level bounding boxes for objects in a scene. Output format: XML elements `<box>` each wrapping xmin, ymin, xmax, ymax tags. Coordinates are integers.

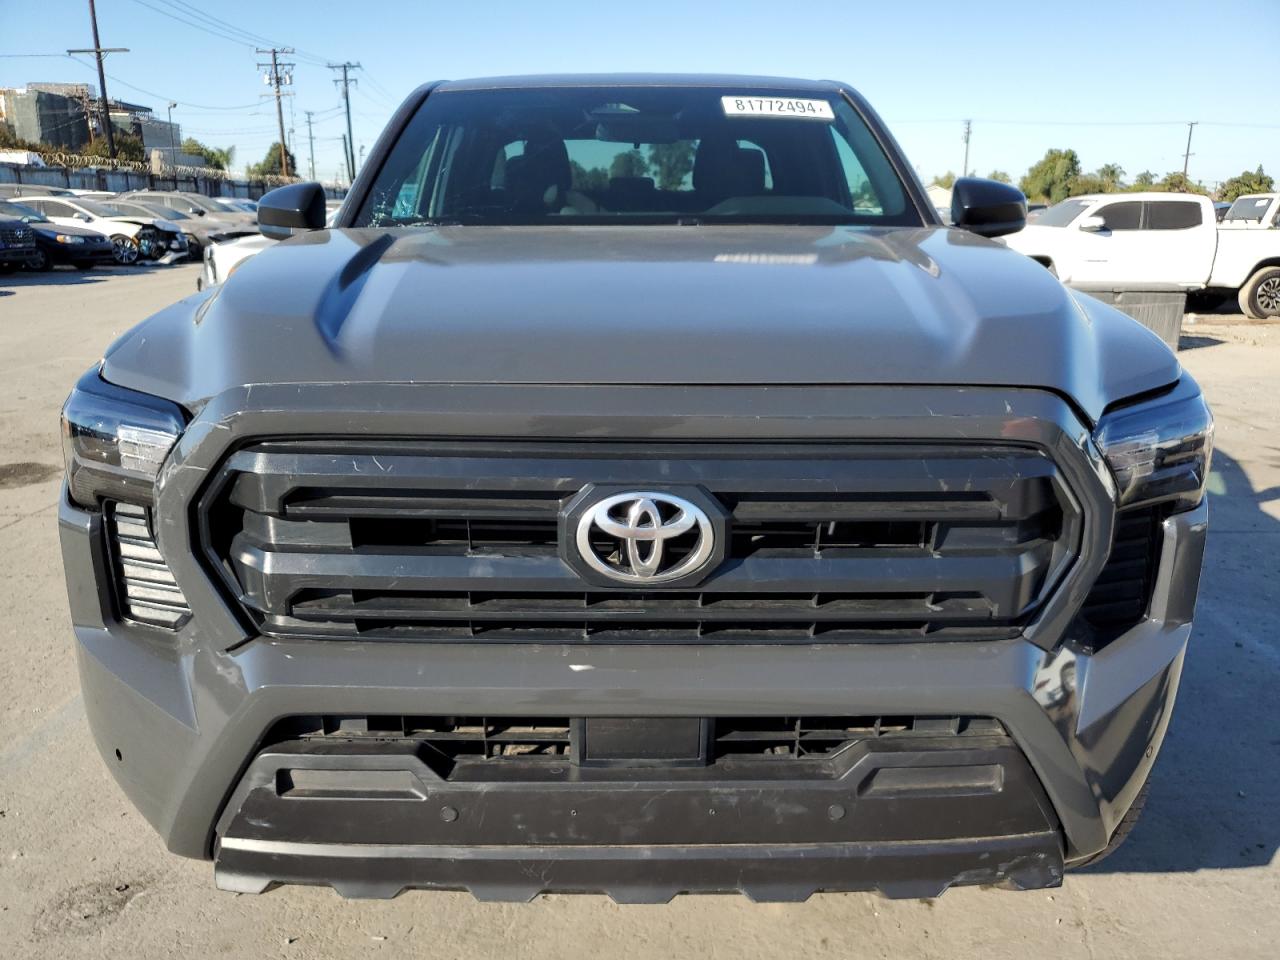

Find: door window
<box><xmin>1094</xmin><ymin>201</ymin><xmax>1142</xmax><ymax>231</ymax></box>
<box><xmin>1145</xmin><ymin>201</ymin><xmax>1202</xmax><ymax>230</ymax></box>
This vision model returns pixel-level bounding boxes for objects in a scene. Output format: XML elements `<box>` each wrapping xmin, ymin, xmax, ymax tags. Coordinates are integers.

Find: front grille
<box><xmin>1080</xmin><ymin>505</ymin><xmax>1162</xmax><ymax>640</ymax></box>
<box><xmin>108</xmin><ymin>502</ymin><xmax>191</xmax><ymax>628</ymax></box>
<box><xmin>203</xmin><ymin>440</ymin><xmax>1080</xmax><ymax>643</ymax></box>
<box><xmin>269</xmin><ymin>714</ymin><xmax>1005</xmax><ymax>778</ymax></box>
<box><xmin>0</xmin><ymin>226</ymin><xmax>35</xmax><ymax>247</ymax></box>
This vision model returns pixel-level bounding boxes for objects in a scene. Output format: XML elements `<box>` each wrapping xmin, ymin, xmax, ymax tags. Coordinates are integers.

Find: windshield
<box><xmin>139</xmin><ymin>202</ymin><xmax>190</xmax><ymax>220</ymax></box>
<box><xmin>78</xmin><ymin>200</ymin><xmax>126</xmax><ymax>218</ymax></box>
<box><xmin>354</xmin><ymin>85</ymin><xmax>917</xmax><ymax>227</ymax></box>
<box><xmin>102</xmin><ymin>202</ymin><xmax>158</xmax><ymax>219</ymax></box>
<box><xmin>1034</xmin><ymin>198</ymin><xmax>1093</xmax><ymax>227</ymax></box>
<box><xmin>1223</xmin><ymin>196</ymin><xmax>1273</xmax><ymax>223</ymax></box>
<box><xmin>0</xmin><ymin>200</ymin><xmax>45</xmax><ymax>221</ymax></box>
<box><xmin>203</xmin><ymin>197</ymin><xmax>238</xmax><ymax>212</ymax></box>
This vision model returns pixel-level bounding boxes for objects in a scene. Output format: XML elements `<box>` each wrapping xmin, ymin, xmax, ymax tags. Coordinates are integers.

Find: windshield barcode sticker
<box><xmin>721</xmin><ymin>96</ymin><xmax>835</xmax><ymax>120</ymax></box>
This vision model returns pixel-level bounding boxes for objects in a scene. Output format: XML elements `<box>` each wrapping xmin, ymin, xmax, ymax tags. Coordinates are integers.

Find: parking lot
<box><xmin>0</xmin><ymin>263</ymin><xmax>1273</xmax><ymax>957</ymax></box>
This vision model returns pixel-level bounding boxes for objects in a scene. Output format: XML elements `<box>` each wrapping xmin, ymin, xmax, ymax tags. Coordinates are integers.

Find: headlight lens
<box><xmin>1095</xmin><ymin>377</ymin><xmax>1213</xmax><ymax>512</ymax></box>
<box><xmin>61</xmin><ymin>367</ymin><xmax>187</xmax><ymax>508</ymax></box>
<box><xmin>55</xmin><ymin>234</ymin><xmax>86</xmax><ymax>245</ymax></box>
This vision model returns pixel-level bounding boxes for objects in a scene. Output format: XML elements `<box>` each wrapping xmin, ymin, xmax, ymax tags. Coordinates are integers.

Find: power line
<box><xmin>64</xmin><ymin>54</ymin><xmax>261</xmax><ymax>110</ymax></box>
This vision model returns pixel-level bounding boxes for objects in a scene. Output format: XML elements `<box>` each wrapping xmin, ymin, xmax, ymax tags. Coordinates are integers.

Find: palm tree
<box><xmin>1098</xmin><ymin>163</ymin><xmax>1125</xmax><ymax>190</ymax></box>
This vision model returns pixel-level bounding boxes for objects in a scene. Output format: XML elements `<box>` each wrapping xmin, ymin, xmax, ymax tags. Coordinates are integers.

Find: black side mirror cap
<box><xmin>950</xmin><ymin>178</ymin><xmax>1027</xmax><ymax>238</ymax></box>
<box><xmin>258</xmin><ymin>182</ymin><xmax>328</xmax><ymax>240</ymax></box>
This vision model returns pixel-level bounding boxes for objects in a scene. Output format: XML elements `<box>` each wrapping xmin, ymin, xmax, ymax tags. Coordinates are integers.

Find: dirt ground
<box><xmin>1</xmin><ymin>264</ymin><xmax>1277</xmax><ymax>959</ymax></box>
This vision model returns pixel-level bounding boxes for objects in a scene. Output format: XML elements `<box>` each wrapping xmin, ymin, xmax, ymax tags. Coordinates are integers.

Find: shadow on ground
<box><xmin>1087</xmin><ymin>447</ymin><xmax>1280</xmax><ymax>873</ymax></box>
<box><xmin>0</xmin><ymin>263</ymin><xmax>185</xmax><ymax>287</ymax></box>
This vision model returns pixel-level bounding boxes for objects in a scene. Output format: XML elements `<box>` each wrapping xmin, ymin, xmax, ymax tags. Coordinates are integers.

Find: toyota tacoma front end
<box><xmin>59</xmin><ymin>75</ymin><xmax>1211</xmax><ymax>902</ymax></box>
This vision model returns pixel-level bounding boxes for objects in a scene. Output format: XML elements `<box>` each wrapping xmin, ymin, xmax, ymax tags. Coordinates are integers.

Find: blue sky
<box><xmin>4</xmin><ymin>0</ymin><xmax>1279</xmax><ymax>188</ymax></box>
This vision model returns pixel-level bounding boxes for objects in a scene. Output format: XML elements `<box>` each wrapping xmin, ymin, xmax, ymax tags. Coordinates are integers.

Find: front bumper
<box><xmin>59</xmin><ymin>383</ymin><xmax>1208</xmax><ymax>900</ymax></box>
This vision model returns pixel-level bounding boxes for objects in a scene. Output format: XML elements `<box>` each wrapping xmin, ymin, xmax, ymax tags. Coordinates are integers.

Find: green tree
<box><xmin>181</xmin><ymin>137</ymin><xmax>234</xmax><ymax>170</ymax></box>
<box><xmin>1217</xmin><ymin>165</ymin><xmax>1274</xmax><ymax>202</ymax></box>
<box><xmin>83</xmin><ymin>130</ymin><xmax>145</xmax><ymax>162</ymax></box>
<box><xmin>932</xmin><ymin>171</ymin><xmax>956</xmax><ymax>189</ymax></box>
<box><xmin>986</xmin><ymin>170</ymin><xmax>1011</xmax><ymax>184</ymax></box>
<box><xmin>609</xmin><ymin>148</ymin><xmax>649</xmax><ymax>179</ymax></box>
<box><xmin>247</xmin><ymin>141</ymin><xmax>298</xmax><ymax>178</ymax></box>
<box><xmin>570</xmin><ymin>161</ymin><xmax>609</xmax><ymax>192</ymax></box>
<box><xmin>1153</xmin><ymin>171</ymin><xmax>1208</xmax><ymax>195</ymax></box>
<box><xmin>1068</xmin><ymin>173</ymin><xmax>1109</xmax><ymax>196</ymax></box>
<box><xmin>1131</xmin><ymin>170</ymin><xmax>1156</xmax><ymax>189</ymax></box>
<box><xmin>1019</xmin><ymin>148</ymin><xmax>1082</xmax><ymax>203</ymax></box>
<box><xmin>647</xmin><ymin>141</ymin><xmax>695</xmax><ymax>190</ymax></box>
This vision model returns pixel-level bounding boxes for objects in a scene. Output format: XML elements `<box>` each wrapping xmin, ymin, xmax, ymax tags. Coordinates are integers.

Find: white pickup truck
<box><xmin>1219</xmin><ymin>193</ymin><xmax>1280</xmax><ymax>230</ymax></box>
<box><xmin>1003</xmin><ymin>191</ymin><xmax>1280</xmax><ymax>317</ymax></box>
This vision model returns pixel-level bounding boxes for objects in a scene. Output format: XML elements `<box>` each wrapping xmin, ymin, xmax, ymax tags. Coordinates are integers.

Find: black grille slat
<box><xmin>1080</xmin><ymin>505</ymin><xmax>1163</xmax><ymax>638</ymax></box>
<box><xmin>205</xmin><ymin>441</ymin><xmax>1078</xmax><ymax>643</ymax></box>
<box><xmin>272</xmin><ymin>715</ymin><xmax>1007</xmax><ymax>779</ymax></box>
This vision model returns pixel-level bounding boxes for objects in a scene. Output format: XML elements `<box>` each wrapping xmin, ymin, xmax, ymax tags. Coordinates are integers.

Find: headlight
<box><xmin>55</xmin><ymin>234</ymin><xmax>87</xmax><ymax>245</ymax></box>
<box><xmin>1095</xmin><ymin>377</ymin><xmax>1213</xmax><ymax>512</ymax></box>
<box><xmin>61</xmin><ymin>367</ymin><xmax>187</xmax><ymax>509</ymax></box>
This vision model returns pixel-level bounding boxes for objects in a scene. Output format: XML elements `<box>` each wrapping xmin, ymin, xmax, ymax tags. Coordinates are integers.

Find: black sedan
<box><xmin>0</xmin><ymin>200</ymin><xmax>114</xmax><ymax>270</ymax></box>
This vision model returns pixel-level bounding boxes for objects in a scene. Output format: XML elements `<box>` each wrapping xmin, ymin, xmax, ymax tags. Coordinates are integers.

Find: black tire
<box><xmin>1238</xmin><ymin>266</ymin><xmax>1280</xmax><ymax>319</ymax></box>
<box><xmin>110</xmin><ymin>234</ymin><xmax>140</xmax><ymax>266</ymax></box>
<box><xmin>25</xmin><ymin>248</ymin><xmax>50</xmax><ymax>271</ymax></box>
<box><xmin>1071</xmin><ymin>780</ymin><xmax>1151</xmax><ymax>869</ymax></box>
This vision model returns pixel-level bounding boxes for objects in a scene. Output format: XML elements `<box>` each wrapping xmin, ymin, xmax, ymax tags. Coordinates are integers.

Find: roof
<box><xmin>437</xmin><ymin>73</ymin><xmax>844</xmax><ymax>92</ymax></box>
<box><xmin>1066</xmin><ymin>192</ymin><xmax>1212</xmax><ymax>203</ymax></box>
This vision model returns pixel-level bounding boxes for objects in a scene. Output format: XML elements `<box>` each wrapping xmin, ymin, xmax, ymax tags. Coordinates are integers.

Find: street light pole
<box><xmin>167</xmin><ymin>101</ymin><xmax>178</xmax><ymax>167</ymax></box>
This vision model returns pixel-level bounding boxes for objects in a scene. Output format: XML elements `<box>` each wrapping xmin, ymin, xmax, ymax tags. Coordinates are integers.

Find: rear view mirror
<box><xmin>258</xmin><ymin>182</ymin><xmax>328</xmax><ymax>240</ymax></box>
<box><xmin>950</xmin><ymin>177</ymin><xmax>1027</xmax><ymax>238</ymax></box>
<box><xmin>1078</xmin><ymin>215</ymin><xmax>1106</xmax><ymax>233</ymax></box>
<box><xmin>594</xmin><ymin>115</ymin><xmax>679</xmax><ymax>145</ymax></box>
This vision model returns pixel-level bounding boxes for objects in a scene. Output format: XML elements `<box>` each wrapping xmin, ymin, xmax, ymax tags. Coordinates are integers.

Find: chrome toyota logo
<box><xmin>574</xmin><ymin>491</ymin><xmax>716</xmax><ymax>584</ymax></box>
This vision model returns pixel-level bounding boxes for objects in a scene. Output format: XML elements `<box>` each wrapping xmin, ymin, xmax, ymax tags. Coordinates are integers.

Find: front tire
<box><xmin>110</xmin><ymin>234</ymin><xmax>140</xmax><ymax>265</ymax></box>
<box><xmin>26</xmin><ymin>248</ymin><xmax>50</xmax><ymax>271</ymax></box>
<box><xmin>1238</xmin><ymin>266</ymin><xmax>1280</xmax><ymax>319</ymax></box>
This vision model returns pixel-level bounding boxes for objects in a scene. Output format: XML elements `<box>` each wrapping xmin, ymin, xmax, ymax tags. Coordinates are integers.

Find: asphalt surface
<box><xmin>1</xmin><ymin>263</ymin><xmax>1277</xmax><ymax>959</ymax></box>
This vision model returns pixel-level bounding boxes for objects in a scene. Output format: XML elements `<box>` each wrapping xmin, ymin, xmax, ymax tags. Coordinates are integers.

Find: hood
<box><xmin>101</xmin><ymin>224</ymin><xmax>1181</xmax><ymax>422</ymax></box>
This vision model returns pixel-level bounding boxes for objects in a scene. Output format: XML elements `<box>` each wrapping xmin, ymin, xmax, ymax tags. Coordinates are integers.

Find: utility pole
<box><xmin>341</xmin><ymin>133</ymin><xmax>351</xmax><ymax>185</ymax></box>
<box><xmin>1182</xmin><ymin>121</ymin><xmax>1198</xmax><ymax>179</ymax></box>
<box><xmin>257</xmin><ymin>47</ymin><xmax>294</xmax><ymax>177</ymax></box>
<box><xmin>68</xmin><ymin>0</ymin><xmax>127</xmax><ymax>159</ymax></box>
<box><xmin>304</xmin><ymin>110</ymin><xmax>317</xmax><ymax>181</ymax></box>
<box><xmin>961</xmin><ymin>119</ymin><xmax>972</xmax><ymax>179</ymax></box>
<box><xmin>329</xmin><ymin>62</ymin><xmax>360</xmax><ymax>182</ymax></box>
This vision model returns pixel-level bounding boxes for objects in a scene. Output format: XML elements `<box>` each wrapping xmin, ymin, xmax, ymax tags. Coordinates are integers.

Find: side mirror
<box><xmin>1078</xmin><ymin>215</ymin><xmax>1107</xmax><ymax>233</ymax></box>
<box><xmin>950</xmin><ymin>177</ymin><xmax>1027</xmax><ymax>238</ymax></box>
<box><xmin>76</xmin><ymin>212</ymin><xmax>92</xmax><ymax>222</ymax></box>
<box><xmin>257</xmin><ymin>182</ymin><xmax>328</xmax><ymax>240</ymax></box>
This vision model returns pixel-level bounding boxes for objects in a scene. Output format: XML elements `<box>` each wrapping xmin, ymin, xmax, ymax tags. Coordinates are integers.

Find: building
<box><xmin>0</xmin><ymin>85</ymin><xmax>91</xmax><ymax>151</ymax></box>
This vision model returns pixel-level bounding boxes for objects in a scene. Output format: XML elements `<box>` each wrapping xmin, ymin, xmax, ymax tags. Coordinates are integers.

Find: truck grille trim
<box><xmin>202</xmin><ymin>440</ymin><xmax>1080</xmax><ymax>643</ymax></box>
<box><xmin>269</xmin><ymin>714</ymin><xmax>1006</xmax><ymax>769</ymax></box>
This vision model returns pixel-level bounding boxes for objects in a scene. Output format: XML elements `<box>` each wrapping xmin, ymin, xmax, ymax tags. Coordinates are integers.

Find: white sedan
<box><xmin>12</xmin><ymin>196</ymin><xmax>188</xmax><ymax>265</ymax></box>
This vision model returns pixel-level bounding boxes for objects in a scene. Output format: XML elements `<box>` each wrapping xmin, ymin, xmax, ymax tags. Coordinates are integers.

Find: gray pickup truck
<box><xmin>59</xmin><ymin>75</ymin><xmax>1212</xmax><ymax>902</ymax></box>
